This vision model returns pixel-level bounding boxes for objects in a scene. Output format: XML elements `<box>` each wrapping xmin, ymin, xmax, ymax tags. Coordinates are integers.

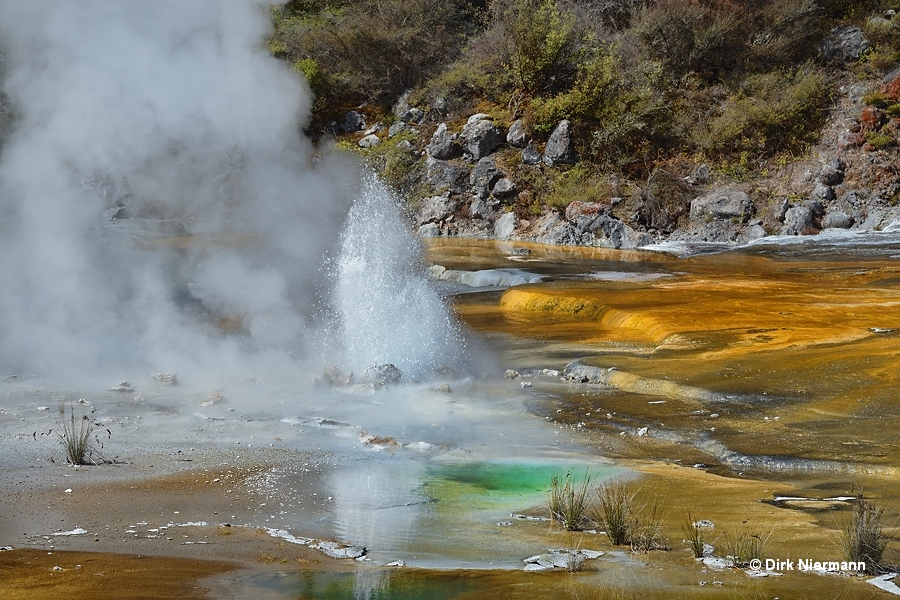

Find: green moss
<box><xmin>866</xmin><ymin>131</ymin><xmax>894</xmax><ymax>149</ymax></box>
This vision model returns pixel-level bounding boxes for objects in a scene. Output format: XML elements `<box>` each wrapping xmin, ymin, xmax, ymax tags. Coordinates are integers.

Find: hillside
<box><xmin>272</xmin><ymin>0</ymin><xmax>900</xmax><ymax>247</ymax></box>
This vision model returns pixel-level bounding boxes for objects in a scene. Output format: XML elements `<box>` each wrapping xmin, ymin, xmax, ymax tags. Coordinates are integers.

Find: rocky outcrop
<box><xmin>690</xmin><ymin>189</ymin><xmax>752</xmax><ymax>222</ymax></box>
<box><xmin>820</xmin><ymin>25</ymin><xmax>871</xmax><ymax>65</ymax></box>
<box><xmin>460</xmin><ymin>114</ymin><xmax>502</xmax><ymax>161</ymax></box>
<box><xmin>543</xmin><ymin>120</ymin><xmax>577</xmax><ymax>166</ymax></box>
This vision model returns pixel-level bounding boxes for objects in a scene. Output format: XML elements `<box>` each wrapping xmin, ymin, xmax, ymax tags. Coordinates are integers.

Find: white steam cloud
<box><xmin>0</xmin><ymin>1</ymin><xmax>364</xmax><ymax>384</ymax></box>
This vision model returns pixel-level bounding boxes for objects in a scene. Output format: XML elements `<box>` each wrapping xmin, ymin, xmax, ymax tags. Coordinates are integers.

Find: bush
<box><xmin>269</xmin><ymin>0</ymin><xmax>479</xmax><ymax>113</ymax></box>
<box><xmin>695</xmin><ymin>65</ymin><xmax>831</xmax><ymax>157</ymax></box>
<box><xmin>491</xmin><ymin>0</ymin><xmax>581</xmax><ymax>95</ymax></box>
<box><xmin>683</xmin><ymin>514</ymin><xmax>708</xmax><ymax>558</ymax></box>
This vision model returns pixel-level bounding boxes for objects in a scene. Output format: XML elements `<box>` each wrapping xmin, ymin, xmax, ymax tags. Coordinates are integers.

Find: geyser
<box><xmin>333</xmin><ymin>174</ymin><xmax>470</xmax><ymax>380</ymax></box>
<box><xmin>0</xmin><ymin>0</ymin><xmax>467</xmax><ymax>385</ymax></box>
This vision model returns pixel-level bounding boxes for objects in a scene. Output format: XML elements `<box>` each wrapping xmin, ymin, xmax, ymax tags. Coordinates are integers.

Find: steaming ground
<box><xmin>0</xmin><ymin>0</ymin><xmax>472</xmax><ymax>390</ymax></box>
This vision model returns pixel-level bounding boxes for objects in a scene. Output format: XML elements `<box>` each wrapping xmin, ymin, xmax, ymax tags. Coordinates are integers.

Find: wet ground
<box><xmin>3</xmin><ymin>235</ymin><xmax>900</xmax><ymax>598</ymax></box>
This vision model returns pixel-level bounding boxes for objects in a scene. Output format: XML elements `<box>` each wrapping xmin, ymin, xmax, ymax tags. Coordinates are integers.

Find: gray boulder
<box><xmin>583</xmin><ymin>215</ymin><xmax>651</xmax><ymax>249</ymax></box>
<box><xmin>418</xmin><ymin>223</ymin><xmax>441</xmax><ymax>237</ymax></box>
<box><xmin>494</xmin><ymin>212</ymin><xmax>517</xmax><ymax>240</ymax></box>
<box><xmin>690</xmin><ymin>189</ymin><xmax>752</xmax><ymax>221</ymax></box>
<box><xmin>470</xmin><ymin>157</ymin><xmax>502</xmax><ymax>199</ymax></box>
<box><xmin>820</xmin><ymin>25</ymin><xmax>871</xmax><ymax>65</ymax></box>
<box><xmin>565</xmin><ymin>201</ymin><xmax>610</xmax><ymax>230</ymax></box>
<box><xmin>418</xmin><ymin>193</ymin><xmax>456</xmax><ymax>225</ymax></box>
<box><xmin>398</xmin><ymin>106</ymin><xmax>425</xmax><ymax>123</ymax></box>
<box><xmin>358</xmin><ymin>134</ymin><xmax>381</xmax><ymax>148</ymax></box>
<box><xmin>823</xmin><ymin>210</ymin><xmax>854</xmax><ymax>229</ymax></box>
<box><xmin>506</xmin><ymin>119</ymin><xmax>528</xmax><ymax>147</ymax></box>
<box><xmin>470</xmin><ymin>195</ymin><xmax>500</xmax><ymax>220</ymax></box>
<box><xmin>532</xmin><ymin>212</ymin><xmax>581</xmax><ymax>245</ymax></box>
<box><xmin>461</xmin><ymin>115</ymin><xmax>502</xmax><ymax>161</ymax></box>
<box><xmin>781</xmin><ymin>206</ymin><xmax>815</xmax><ymax>235</ymax></box>
<box><xmin>341</xmin><ymin>110</ymin><xmax>366</xmax><ymax>133</ymax></box>
<box><xmin>543</xmin><ymin>120</ymin><xmax>578</xmax><ymax>166</ymax></box>
<box><xmin>492</xmin><ymin>177</ymin><xmax>517</xmax><ymax>197</ymax></box>
<box><xmin>426</xmin><ymin>123</ymin><xmax>460</xmax><ymax>159</ymax></box>
<box><xmin>522</xmin><ymin>142</ymin><xmax>542</xmax><ymax>165</ymax></box>
<box><xmin>388</xmin><ymin>122</ymin><xmax>417</xmax><ymax>138</ymax></box>
<box><xmin>810</xmin><ymin>183</ymin><xmax>835</xmax><ymax>202</ymax></box>
<box><xmin>425</xmin><ymin>157</ymin><xmax>469</xmax><ymax>194</ymax></box>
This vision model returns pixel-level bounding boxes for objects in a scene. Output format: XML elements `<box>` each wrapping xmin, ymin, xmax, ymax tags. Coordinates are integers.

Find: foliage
<box><xmin>354</xmin><ymin>131</ymin><xmax>423</xmax><ymax>192</ymax></box>
<box><xmin>695</xmin><ymin>65</ymin><xmax>830</xmax><ymax>158</ymax></box>
<box><xmin>629</xmin><ymin>501</ymin><xmax>668</xmax><ymax>553</ymax></box>
<box><xmin>269</xmin><ymin>0</ymin><xmax>479</xmax><ymax>114</ymax></box>
<box><xmin>839</xmin><ymin>489</ymin><xmax>889</xmax><ymax>574</ymax></box>
<box><xmin>57</xmin><ymin>402</ymin><xmax>106</xmax><ymax>465</ymax></box>
<box><xmin>548</xmin><ymin>470</ymin><xmax>593</xmax><ymax>531</ymax></box>
<box><xmin>866</xmin><ymin>131</ymin><xmax>894</xmax><ymax>149</ymax></box>
<box><xmin>492</xmin><ymin>0</ymin><xmax>581</xmax><ymax>95</ymax></box>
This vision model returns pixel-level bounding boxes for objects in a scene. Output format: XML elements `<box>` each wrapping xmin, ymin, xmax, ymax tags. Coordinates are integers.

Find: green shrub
<box><xmin>696</xmin><ymin>65</ymin><xmax>830</xmax><ymax>157</ymax></box>
<box><xmin>58</xmin><ymin>402</ymin><xmax>105</xmax><ymax>465</ymax></box>
<box><xmin>269</xmin><ymin>0</ymin><xmax>478</xmax><ymax>111</ymax></box>
<box><xmin>866</xmin><ymin>131</ymin><xmax>894</xmax><ymax>149</ymax></box>
<box><xmin>864</xmin><ymin>90</ymin><xmax>894</xmax><ymax>108</ymax></box>
<box><xmin>492</xmin><ymin>0</ymin><xmax>581</xmax><ymax>95</ymax></box>
<box><xmin>683</xmin><ymin>514</ymin><xmax>708</xmax><ymax>558</ymax></box>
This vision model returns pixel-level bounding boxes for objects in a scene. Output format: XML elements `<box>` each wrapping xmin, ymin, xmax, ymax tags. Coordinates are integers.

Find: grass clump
<box><xmin>593</xmin><ymin>479</ymin><xmax>637</xmax><ymax>545</ymax></box>
<box><xmin>683</xmin><ymin>513</ymin><xmax>710</xmax><ymax>558</ymax></box>
<box><xmin>720</xmin><ymin>528</ymin><xmax>772</xmax><ymax>567</ymax></box>
<box><xmin>57</xmin><ymin>402</ymin><xmax>104</xmax><ymax>465</ymax></box>
<box><xmin>839</xmin><ymin>489</ymin><xmax>888</xmax><ymax>574</ymax></box>
<box><xmin>548</xmin><ymin>470</ymin><xmax>593</xmax><ymax>531</ymax></box>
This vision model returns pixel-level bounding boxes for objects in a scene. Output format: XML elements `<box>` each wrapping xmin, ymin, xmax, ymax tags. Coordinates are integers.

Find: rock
<box><xmin>152</xmin><ymin>372</ymin><xmax>178</xmax><ymax>386</ymax></box>
<box><xmin>532</xmin><ymin>212</ymin><xmax>580</xmax><ymax>245</ymax></box>
<box><xmin>202</xmin><ymin>391</ymin><xmax>226</xmax><ymax>407</ymax></box>
<box><xmin>781</xmin><ymin>205</ymin><xmax>815</xmax><ymax>235</ymax></box>
<box><xmin>313</xmin><ymin>540</ymin><xmax>367</xmax><ymax>559</ymax></box>
<box><xmin>470</xmin><ymin>157</ymin><xmax>502</xmax><ymax>199</ymax></box>
<box><xmin>110</xmin><ymin>381</ymin><xmax>135</xmax><ymax>392</ymax></box>
<box><xmin>418</xmin><ymin>223</ymin><xmax>441</xmax><ymax>237</ymax></box>
<box><xmin>388</xmin><ymin>122</ymin><xmax>416</xmax><ymax>138</ymax></box>
<box><xmin>363</xmin><ymin>123</ymin><xmax>384</xmax><ymax>136</ymax></box>
<box><xmin>562</xmin><ymin>361</ymin><xmax>610</xmax><ymax>384</ymax></box>
<box><xmin>583</xmin><ymin>215</ymin><xmax>651</xmax><ymax>249</ymax></box>
<box><xmin>804</xmin><ymin>198</ymin><xmax>825</xmax><ymax>217</ymax></box>
<box><xmin>820</xmin><ymin>25</ymin><xmax>871</xmax><ymax>65</ymax></box>
<box><xmin>359</xmin><ymin>363</ymin><xmax>403</xmax><ymax>386</ymax></box>
<box><xmin>565</xmin><ymin>201</ymin><xmax>609</xmax><ymax>230</ymax></box>
<box><xmin>320</xmin><ymin>366</ymin><xmax>353</xmax><ymax>387</ymax></box>
<box><xmin>823</xmin><ymin>210</ymin><xmax>854</xmax><ymax>229</ymax></box>
<box><xmin>506</xmin><ymin>119</ymin><xmax>528</xmax><ymax>147</ymax></box>
<box><xmin>684</xmin><ymin>164</ymin><xmax>711</xmax><ymax>185</ymax></box>
<box><xmin>104</xmin><ymin>205</ymin><xmax>129</xmax><ymax>220</ymax></box>
<box><xmin>426</xmin><ymin>123</ymin><xmax>460</xmax><ymax>159</ymax></box>
<box><xmin>818</xmin><ymin>163</ymin><xmax>844</xmax><ymax>186</ymax></box>
<box><xmin>470</xmin><ymin>195</ymin><xmax>500</xmax><ymax>220</ymax></box>
<box><xmin>398</xmin><ymin>106</ymin><xmax>425</xmax><ymax>123</ymax></box>
<box><xmin>358</xmin><ymin>134</ymin><xmax>381</xmax><ymax>148</ymax></box>
<box><xmin>425</xmin><ymin>157</ymin><xmax>469</xmax><ymax>194</ymax></box>
<box><xmin>690</xmin><ymin>189</ymin><xmax>752</xmax><ymax>221</ymax></box>
<box><xmin>418</xmin><ymin>193</ymin><xmax>456</xmax><ymax>224</ymax></box>
<box><xmin>460</xmin><ymin>115</ymin><xmax>502</xmax><ymax>161</ymax></box>
<box><xmin>492</xmin><ymin>177</ymin><xmax>517</xmax><ymax>197</ymax></box>
<box><xmin>341</xmin><ymin>110</ymin><xmax>365</xmax><ymax>133</ymax></box>
<box><xmin>504</xmin><ymin>369</ymin><xmax>521</xmax><ymax>379</ymax></box>
<box><xmin>520</xmin><ymin>381</ymin><xmax>533</xmax><ymax>388</ymax></box>
<box><xmin>543</xmin><ymin>120</ymin><xmax>577</xmax><ymax>166</ymax></box>
<box><xmin>494</xmin><ymin>211</ymin><xmax>517</xmax><ymax>240</ymax></box>
<box><xmin>521</xmin><ymin>142</ymin><xmax>542</xmax><ymax>165</ymax></box>
<box><xmin>810</xmin><ymin>183</ymin><xmax>835</xmax><ymax>202</ymax></box>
